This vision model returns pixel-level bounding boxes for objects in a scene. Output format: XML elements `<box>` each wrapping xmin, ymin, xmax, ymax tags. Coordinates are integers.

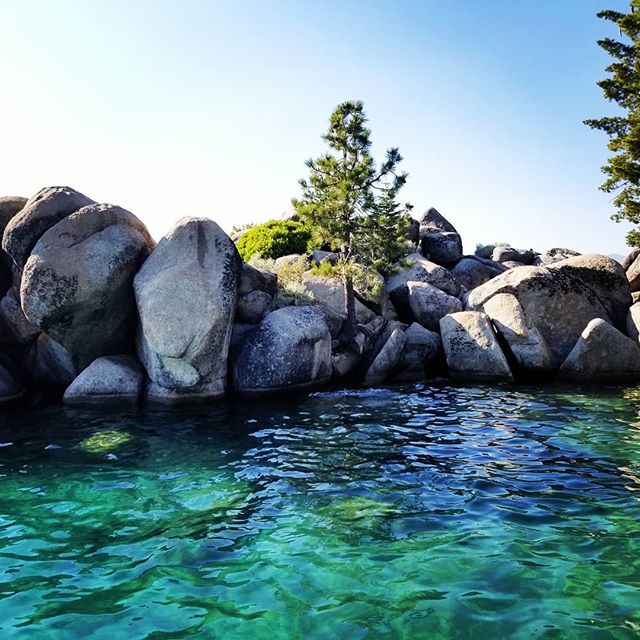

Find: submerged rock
<box><xmin>559</xmin><ymin>318</ymin><xmax>640</xmax><ymax>381</ymax></box>
<box><xmin>63</xmin><ymin>355</ymin><xmax>143</xmax><ymax>405</ymax></box>
<box><xmin>136</xmin><ymin>217</ymin><xmax>241</xmax><ymax>403</ymax></box>
<box><xmin>440</xmin><ymin>311</ymin><xmax>513</xmax><ymax>381</ymax></box>
<box><xmin>232</xmin><ymin>306</ymin><xmax>331</xmax><ymax>396</ymax></box>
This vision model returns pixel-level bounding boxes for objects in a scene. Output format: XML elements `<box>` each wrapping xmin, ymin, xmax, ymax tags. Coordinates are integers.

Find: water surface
<box><xmin>1</xmin><ymin>384</ymin><xmax>640</xmax><ymax>639</ymax></box>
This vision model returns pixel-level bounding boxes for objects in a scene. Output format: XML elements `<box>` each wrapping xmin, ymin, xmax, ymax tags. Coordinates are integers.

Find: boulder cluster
<box><xmin>0</xmin><ymin>192</ymin><xmax>639</xmax><ymax>406</ymax></box>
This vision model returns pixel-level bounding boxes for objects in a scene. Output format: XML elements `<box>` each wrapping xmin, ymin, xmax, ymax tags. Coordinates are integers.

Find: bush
<box><xmin>236</xmin><ymin>219</ymin><xmax>312</xmax><ymax>262</ymax></box>
<box><xmin>248</xmin><ymin>255</ymin><xmax>314</xmax><ymax>307</ymax></box>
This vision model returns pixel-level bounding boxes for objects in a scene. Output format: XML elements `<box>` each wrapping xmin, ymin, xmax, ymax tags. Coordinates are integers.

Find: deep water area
<box><xmin>1</xmin><ymin>383</ymin><xmax>640</xmax><ymax>639</ymax></box>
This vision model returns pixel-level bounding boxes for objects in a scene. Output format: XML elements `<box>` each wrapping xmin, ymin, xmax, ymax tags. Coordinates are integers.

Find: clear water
<box><xmin>1</xmin><ymin>384</ymin><xmax>640</xmax><ymax>639</ymax></box>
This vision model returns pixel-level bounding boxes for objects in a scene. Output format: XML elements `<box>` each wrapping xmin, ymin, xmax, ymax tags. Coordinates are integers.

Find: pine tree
<box><xmin>292</xmin><ymin>100</ymin><xmax>409</xmax><ymax>342</ymax></box>
<box><xmin>585</xmin><ymin>1</ymin><xmax>640</xmax><ymax>246</ymax></box>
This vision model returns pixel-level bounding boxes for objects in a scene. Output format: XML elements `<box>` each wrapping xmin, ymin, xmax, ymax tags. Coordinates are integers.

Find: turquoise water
<box><xmin>1</xmin><ymin>385</ymin><xmax>640</xmax><ymax>639</ymax></box>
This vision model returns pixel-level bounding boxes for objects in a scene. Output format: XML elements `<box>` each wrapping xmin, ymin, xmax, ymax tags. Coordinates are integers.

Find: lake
<box><xmin>1</xmin><ymin>383</ymin><xmax>639</xmax><ymax>639</ymax></box>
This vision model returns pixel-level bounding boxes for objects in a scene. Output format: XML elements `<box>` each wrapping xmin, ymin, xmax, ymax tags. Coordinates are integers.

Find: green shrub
<box><xmin>236</xmin><ymin>219</ymin><xmax>312</xmax><ymax>262</ymax></box>
<box><xmin>248</xmin><ymin>255</ymin><xmax>314</xmax><ymax>307</ymax></box>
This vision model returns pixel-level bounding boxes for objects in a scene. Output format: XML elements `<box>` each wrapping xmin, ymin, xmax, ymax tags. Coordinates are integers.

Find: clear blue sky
<box><xmin>0</xmin><ymin>0</ymin><xmax>632</xmax><ymax>255</ymax></box>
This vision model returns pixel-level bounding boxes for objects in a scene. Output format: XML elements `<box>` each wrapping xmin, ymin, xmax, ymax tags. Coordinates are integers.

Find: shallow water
<box><xmin>1</xmin><ymin>384</ymin><xmax>640</xmax><ymax>639</ymax></box>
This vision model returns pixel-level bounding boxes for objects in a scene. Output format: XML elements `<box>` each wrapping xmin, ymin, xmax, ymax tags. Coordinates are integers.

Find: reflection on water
<box><xmin>1</xmin><ymin>384</ymin><xmax>640</xmax><ymax>638</ymax></box>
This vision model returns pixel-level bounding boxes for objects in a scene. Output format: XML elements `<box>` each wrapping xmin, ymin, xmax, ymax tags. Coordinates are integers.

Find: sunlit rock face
<box><xmin>135</xmin><ymin>217</ymin><xmax>241</xmax><ymax>403</ymax></box>
<box><xmin>21</xmin><ymin>203</ymin><xmax>154</xmax><ymax>370</ymax></box>
<box><xmin>466</xmin><ymin>255</ymin><xmax>632</xmax><ymax>367</ymax></box>
<box><xmin>231</xmin><ymin>306</ymin><xmax>331</xmax><ymax>396</ymax></box>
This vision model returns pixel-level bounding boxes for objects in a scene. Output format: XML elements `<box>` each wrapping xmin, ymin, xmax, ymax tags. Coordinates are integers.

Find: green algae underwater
<box><xmin>1</xmin><ymin>383</ymin><xmax>640</xmax><ymax>639</ymax></box>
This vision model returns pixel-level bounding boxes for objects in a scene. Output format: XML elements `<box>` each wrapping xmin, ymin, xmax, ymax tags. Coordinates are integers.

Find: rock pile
<box><xmin>1</xmin><ymin>189</ymin><xmax>638</xmax><ymax>406</ymax></box>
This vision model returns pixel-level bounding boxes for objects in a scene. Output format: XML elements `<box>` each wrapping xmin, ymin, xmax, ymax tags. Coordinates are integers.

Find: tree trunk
<box><xmin>339</xmin><ymin>248</ymin><xmax>358</xmax><ymax>344</ymax></box>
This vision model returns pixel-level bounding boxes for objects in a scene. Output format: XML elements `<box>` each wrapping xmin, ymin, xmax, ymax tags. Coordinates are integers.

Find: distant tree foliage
<box><xmin>235</xmin><ymin>219</ymin><xmax>311</xmax><ymax>262</ymax></box>
<box><xmin>585</xmin><ymin>1</ymin><xmax>640</xmax><ymax>246</ymax></box>
<box><xmin>292</xmin><ymin>100</ymin><xmax>410</xmax><ymax>342</ymax></box>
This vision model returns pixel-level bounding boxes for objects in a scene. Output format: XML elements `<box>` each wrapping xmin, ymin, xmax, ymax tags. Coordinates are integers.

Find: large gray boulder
<box><xmin>559</xmin><ymin>318</ymin><xmax>640</xmax><ymax>381</ymax></box>
<box><xmin>0</xmin><ymin>364</ymin><xmax>24</xmax><ymax>405</ymax></box>
<box><xmin>363</xmin><ymin>327</ymin><xmax>406</xmax><ymax>385</ymax></box>
<box><xmin>232</xmin><ymin>306</ymin><xmax>331</xmax><ymax>396</ymax></box>
<box><xmin>302</xmin><ymin>273</ymin><xmax>377</xmax><ymax>336</ymax></box>
<box><xmin>440</xmin><ymin>311</ymin><xmax>513</xmax><ymax>381</ymax></box>
<box><xmin>466</xmin><ymin>255</ymin><xmax>631</xmax><ymax>366</ymax></box>
<box><xmin>136</xmin><ymin>217</ymin><xmax>241</xmax><ymax>402</ymax></box>
<box><xmin>392</xmin><ymin>322</ymin><xmax>442</xmax><ymax>382</ymax></box>
<box><xmin>450</xmin><ymin>256</ymin><xmax>507</xmax><ymax>291</ymax></box>
<box><xmin>622</xmin><ymin>248</ymin><xmax>640</xmax><ymax>271</ymax></box>
<box><xmin>21</xmin><ymin>203</ymin><xmax>154</xmax><ymax>370</ymax></box>
<box><xmin>538</xmin><ymin>247</ymin><xmax>581</xmax><ymax>265</ymax></box>
<box><xmin>483</xmin><ymin>293</ymin><xmax>553</xmax><ymax>375</ymax></box>
<box><xmin>408</xmin><ymin>281</ymin><xmax>462</xmax><ymax>331</ymax></box>
<box><xmin>420</xmin><ymin>231</ymin><xmax>463</xmax><ymax>268</ymax></box>
<box><xmin>63</xmin><ymin>355</ymin><xmax>143</xmax><ymax>405</ymax></box>
<box><xmin>419</xmin><ymin>207</ymin><xmax>457</xmax><ymax>234</ymax></box>
<box><xmin>386</xmin><ymin>253</ymin><xmax>460</xmax><ymax>319</ymax></box>
<box><xmin>2</xmin><ymin>187</ymin><xmax>94</xmax><ymax>284</ymax></box>
<box><xmin>491</xmin><ymin>246</ymin><xmax>537</xmax><ymax>265</ymax></box>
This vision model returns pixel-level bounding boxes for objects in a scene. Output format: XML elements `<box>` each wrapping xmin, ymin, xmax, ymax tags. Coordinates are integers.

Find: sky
<box><xmin>0</xmin><ymin>0</ymin><xmax>633</xmax><ymax>255</ymax></box>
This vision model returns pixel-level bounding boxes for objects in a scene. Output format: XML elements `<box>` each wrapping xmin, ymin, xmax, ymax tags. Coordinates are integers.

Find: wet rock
<box><xmin>483</xmin><ymin>293</ymin><xmax>553</xmax><ymax>375</ymax></box>
<box><xmin>232</xmin><ymin>306</ymin><xmax>331</xmax><ymax>396</ymax></box>
<box><xmin>386</xmin><ymin>253</ymin><xmax>460</xmax><ymax>319</ymax></box>
<box><xmin>2</xmin><ymin>187</ymin><xmax>94</xmax><ymax>284</ymax></box>
<box><xmin>559</xmin><ymin>318</ymin><xmax>640</xmax><ymax>381</ymax></box>
<box><xmin>440</xmin><ymin>311</ymin><xmax>513</xmax><ymax>381</ymax></box>
<box><xmin>21</xmin><ymin>203</ymin><xmax>154</xmax><ymax>370</ymax></box>
<box><xmin>135</xmin><ymin>217</ymin><xmax>241</xmax><ymax>403</ymax></box>
<box><xmin>63</xmin><ymin>355</ymin><xmax>143</xmax><ymax>405</ymax></box>
<box><xmin>408</xmin><ymin>281</ymin><xmax>462</xmax><ymax>331</ymax></box>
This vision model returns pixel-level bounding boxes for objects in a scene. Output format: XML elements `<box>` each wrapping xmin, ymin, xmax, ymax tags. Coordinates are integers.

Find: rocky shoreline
<box><xmin>1</xmin><ymin>186</ymin><xmax>640</xmax><ymax>407</ymax></box>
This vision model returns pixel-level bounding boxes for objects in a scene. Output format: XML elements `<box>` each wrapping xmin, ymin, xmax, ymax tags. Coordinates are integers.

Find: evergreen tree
<box><xmin>585</xmin><ymin>1</ymin><xmax>640</xmax><ymax>246</ymax></box>
<box><xmin>292</xmin><ymin>100</ymin><xmax>409</xmax><ymax>341</ymax></box>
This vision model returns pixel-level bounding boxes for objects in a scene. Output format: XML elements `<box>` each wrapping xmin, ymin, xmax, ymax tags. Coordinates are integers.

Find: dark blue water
<box><xmin>1</xmin><ymin>384</ymin><xmax>640</xmax><ymax>639</ymax></box>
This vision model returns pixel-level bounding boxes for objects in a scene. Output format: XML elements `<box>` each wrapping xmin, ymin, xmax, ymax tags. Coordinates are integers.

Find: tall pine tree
<box><xmin>585</xmin><ymin>1</ymin><xmax>640</xmax><ymax>246</ymax></box>
<box><xmin>292</xmin><ymin>101</ymin><xmax>410</xmax><ymax>342</ymax></box>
